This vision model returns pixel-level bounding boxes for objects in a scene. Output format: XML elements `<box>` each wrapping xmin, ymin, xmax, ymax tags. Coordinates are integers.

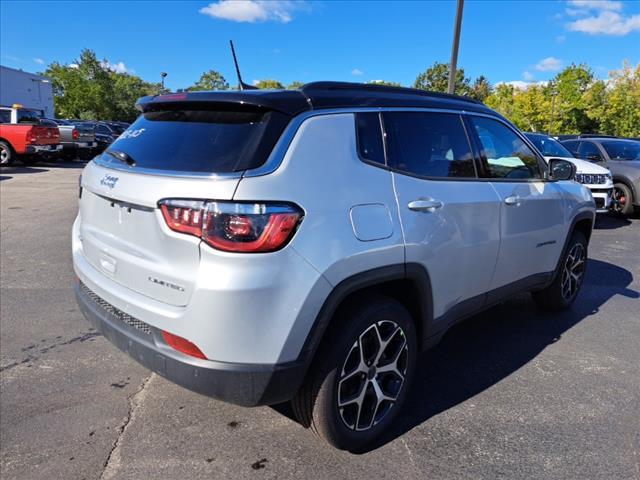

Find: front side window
<box><xmin>577</xmin><ymin>142</ymin><xmax>603</xmax><ymax>162</ymax></box>
<box><xmin>562</xmin><ymin>140</ymin><xmax>580</xmax><ymax>157</ymax></box>
<box><xmin>470</xmin><ymin>116</ymin><xmax>542</xmax><ymax>180</ymax></box>
<box><xmin>383</xmin><ymin>112</ymin><xmax>476</xmax><ymax>178</ymax></box>
<box><xmin>355</xmin><ymin>113</ymin><xmax>385</xmax><ymax>165</ymax></box>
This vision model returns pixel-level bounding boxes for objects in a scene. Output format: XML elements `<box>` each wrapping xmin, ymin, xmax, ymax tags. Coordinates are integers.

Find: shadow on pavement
<box><xmin>594</xmin><ymin>214</ymin><xmax>632</xmax><ymax>230</ymax></box>
<box><xmin>274</xmin><ymin>258</ymin><xmax>638</xmax><ymax>453</ymax></box>
<box><xmin>0</xmin><ymin>160</ymin><xmax>88</xmax><ymax>176</ymax></box>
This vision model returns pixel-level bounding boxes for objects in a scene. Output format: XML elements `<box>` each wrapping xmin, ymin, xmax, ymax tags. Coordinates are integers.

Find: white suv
<box><xmin>526</xmin><ymin>133</ymin><xmax>613</xmax><ymax>213</ymax></box>
<box><xmin>73</xmin><ymin>82</ymin><xmax>595</xmax><ymax>450</ymax></box>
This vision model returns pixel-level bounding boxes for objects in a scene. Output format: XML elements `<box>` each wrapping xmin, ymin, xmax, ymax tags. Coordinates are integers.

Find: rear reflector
<box><xmin>159</xmin><ymin>200</ymin><xmax>303</xmax><ymax>253</ymax></box>
<box><xmin>161</xmin><ymin>331</ymin><xmax>207</xmax><ymax>359</ymax></box>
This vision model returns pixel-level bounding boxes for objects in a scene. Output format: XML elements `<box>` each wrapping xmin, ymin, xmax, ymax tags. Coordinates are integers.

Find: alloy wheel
<box><xmin>561</xmin><ymin>243</ymin><xmax>585</xmax><ymax>301</ymax></box>
<box><xmin>611</xmin><ymin>186</ymin><xmax>626</xmax><ymax>214</ymax></box>
<box><xmin>0</xmin><ymin>146</ymin><xmax>9</xmax><ymax>165</ymax></box>
<box><xmin>337</xmin><ymin>320</ymin><xmax>408</xmax><ymax>431</ymax></box>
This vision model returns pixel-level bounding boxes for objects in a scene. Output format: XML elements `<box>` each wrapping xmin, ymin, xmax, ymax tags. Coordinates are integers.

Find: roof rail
<box><xmin>300</xmin><ymin>81</ymin><xmax>481</xmax><ymax>105</ymax></box>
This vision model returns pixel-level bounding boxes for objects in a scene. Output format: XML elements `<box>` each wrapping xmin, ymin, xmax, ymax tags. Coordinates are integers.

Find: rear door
<box><xmin>384</xmin><ymin>111</ymin><xmax>502</xmax><ymax>321</ymax></box>
<box><xmin>78</xmin><ymin>106</ymin><xmax>286</xmax><ymax>306</ymax></box>
<box><xmin>466</xmin><ymin>115</ymin><xmax>566</xmax><ymax>291</ymax></box>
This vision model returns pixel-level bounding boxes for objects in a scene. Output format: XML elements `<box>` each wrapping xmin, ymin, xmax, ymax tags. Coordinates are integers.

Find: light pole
<box><xmin>160</xmin><ymin>72</ymin><xmax>167</xmax><ymax>93</ymax></box>
<box><xmin>448</xmin><ymin>0</ymin><xmax>464</xmax><ymax>94</ymax></box>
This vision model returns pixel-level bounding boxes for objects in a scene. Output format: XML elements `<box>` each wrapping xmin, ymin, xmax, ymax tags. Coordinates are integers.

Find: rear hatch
<box><xmin>78</xmin><ymin>98</ymin><xmax>292</xmax><ymax>306</ymax></box>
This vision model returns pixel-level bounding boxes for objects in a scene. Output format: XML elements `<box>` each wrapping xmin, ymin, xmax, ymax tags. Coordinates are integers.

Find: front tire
<box><xmin>532</xmin><ymin>230</ymin><xmax>587</xmax><ymax>311</ymax></box>
<box><xmin>611</xmin><ymin>182</ymin><xmax>634</xmax><ymax>217</ymax></box>
<box><xmin>292</xmin><ymin>295</ymin><xmax>417</xmax><ymax>451</ymax></box>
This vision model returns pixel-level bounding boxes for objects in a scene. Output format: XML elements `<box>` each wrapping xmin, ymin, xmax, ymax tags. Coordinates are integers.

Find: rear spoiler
<box><xmin>136</xmin><ymin>90</ymin><xmax>311</xmax><ymax>116</ymax></box>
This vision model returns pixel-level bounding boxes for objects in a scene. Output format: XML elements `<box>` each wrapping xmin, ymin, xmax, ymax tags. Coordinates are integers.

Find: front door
<box><xmin>383</xmin><ymin>111</ymin><xmax>502</xmax><ymax>322</ymax></box>
<box><xmin>466</xmin><ymin>115</ymin><xmax>566</xmax><ymax>291</ymax></box>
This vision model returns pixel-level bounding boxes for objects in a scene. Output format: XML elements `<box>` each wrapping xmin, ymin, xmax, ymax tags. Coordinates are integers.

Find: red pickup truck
<box><xmin>0</xmin><ymin>106</ymin><xmax>62</xmax><ymax>166</ymax></box>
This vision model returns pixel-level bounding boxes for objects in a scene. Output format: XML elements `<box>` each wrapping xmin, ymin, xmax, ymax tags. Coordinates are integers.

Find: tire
<box><xmin>292</xmin><ymin>295</ymin><xmax>417</xmax><ymax>451</ymax></box>
<box><xmin>0</xmin><ymin>141</ymin><xmax>13</xmax><ymax>166</ymax></box>
<box><xmin>532</xmin><ymin>230</ymin><xmax>588</xmax><ymax>311</ymax></box>
<box><xmin>611</xmin><ymin>182</ymin><xmax>634</xmax><ymax>217</ymax></box>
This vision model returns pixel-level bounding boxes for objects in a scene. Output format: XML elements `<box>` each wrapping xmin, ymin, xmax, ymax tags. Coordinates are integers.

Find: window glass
<box><xmin>355</xmin><ymin>113</ymin><xmax>384</xmax><ymax>165</ymax></box>
<box><xmin>383</xmin><ymin>112</ymin><xmax>475</xmax><ymax>178</ymax></box>
<box><xmin>105</xmin><ymin>109</ymin><xmax>289</xmax><ymax>173</ymax></box>
<box><xmin>97</xmin><ymin>125</ymin><xmax>110</xmax><ymax>134</ymax></box>
<box><xmin>600</xmin><ymin>140</ymin><xmax>640</xmax><ymax>161</ymax></box>
<box><xmin>470</xmin><ymin>116</ymin><xmax>541</xmax><ymax>179</ymax></box>
<box><xmin>16</xmin><ymin>109</ymin><xmax>41</xmax><ymax>123</ymax></box>
<box><xmin>525</xmin><ymin>134</ymin><xmax>574</xmax><ymax>158</ymax></box>
<box><xmin>0</xmin><ymin>110</ymin><xmax>10</xmax><ymax>124</ymax></box>
<box><xmin>577</xmin><ymin>142</ymin><xmax>603</xmax><ymax>161</ymax></box>
<box><xmin>561</xmin><ymin>140</ymin><xmax>580</xmax><ymax>157</ymax></box>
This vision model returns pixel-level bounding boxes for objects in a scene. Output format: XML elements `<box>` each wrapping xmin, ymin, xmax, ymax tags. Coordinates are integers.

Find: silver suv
<box><xmin>73</xmin><ymin>82</ymin><xmax>595</xmax><ymax>450</ymax></box>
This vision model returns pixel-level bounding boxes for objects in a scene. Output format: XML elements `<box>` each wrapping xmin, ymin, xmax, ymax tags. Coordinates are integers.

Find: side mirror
<box><xmin>548</xmin><ymin>158</ymin><xmax>576</xmax><ymax>181</ymax></box>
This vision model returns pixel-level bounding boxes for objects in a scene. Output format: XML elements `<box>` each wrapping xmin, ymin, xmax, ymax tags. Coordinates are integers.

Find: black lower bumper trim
<box><xmin>74</xmin><ymin>282</ymin><xmax>305</xmax><ymax>407</ymax></box>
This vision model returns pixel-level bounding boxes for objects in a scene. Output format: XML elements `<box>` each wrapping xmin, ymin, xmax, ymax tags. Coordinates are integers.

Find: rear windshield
<box><xmin>102</xmin><ymin>109</ymin><xmax>289</xmax><ymax>173</ymax></box>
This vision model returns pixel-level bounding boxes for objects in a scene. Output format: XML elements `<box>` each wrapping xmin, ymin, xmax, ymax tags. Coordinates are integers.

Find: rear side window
<box><xmin>103</xmin><ymin>109</ymin><xmax>289</xmax><ymax>173</ymax></box>
<box><xmin>469</xmin><ymin>116</ymin><xmax>542</xmax><ymax>180</ymax></box>
<box><xmin>383</xmin><ymin>112</ymin><xmax>476</xmax><ymax>178</ymax></box>
<box><xmin>0</xmin><ymin>110</ymin><xmax>10</xmax><ymax>123</ymax></box>
<box><xmin>577</xmin><ymin>142</ymin><xmax>604</xmax><ymax>162</ymax></box>
<box><xmin>355</xmin><ymin>113</ymin><xmax>385</xmax><ymax>165</ymax></box>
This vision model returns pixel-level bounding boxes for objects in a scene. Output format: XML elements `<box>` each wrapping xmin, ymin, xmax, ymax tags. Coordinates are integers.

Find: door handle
<box><xmin>408</xmin><ymin>199</ymin><xmax>443</xmax><ymax>212</ymax></box>
<box><xmin>504</xmin><ymin>195</ymin><xmax>521</xmax><ymax>206</ymax></box>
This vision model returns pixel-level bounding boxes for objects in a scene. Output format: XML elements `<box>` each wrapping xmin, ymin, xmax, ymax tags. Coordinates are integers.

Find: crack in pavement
<box><xmin>100</xmin><ymin>373</ymin><xmax>154</xmax><ymax>480</ymax></box>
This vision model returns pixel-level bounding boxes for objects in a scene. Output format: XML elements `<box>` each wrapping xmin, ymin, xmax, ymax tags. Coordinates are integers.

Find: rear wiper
<box><xmin>105</xmin><ymin>149</ymin><xmax>135</xmax><ymax>166</ymax></box>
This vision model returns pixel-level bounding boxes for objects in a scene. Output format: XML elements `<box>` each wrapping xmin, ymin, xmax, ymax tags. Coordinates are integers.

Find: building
<box><xmin>0</xmin><ymin>65</ymin><xmax>54</xmax><ymax>118</ymax></box>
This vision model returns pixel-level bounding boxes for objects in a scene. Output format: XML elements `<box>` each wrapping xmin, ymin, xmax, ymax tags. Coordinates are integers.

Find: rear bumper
<box><xmin>25</xmin><ymin>144</ymin><xmax>62</xmax><ymax>154</ymax></box>
<box><xmin>61</xmin><ymin>141</ymin><xmax>98</xmax><ymax>150</ymax></box>
<box><xmin>74</xmin><ymin>281</ymin><xmax>306</xmax><ymax>407</ymax></box>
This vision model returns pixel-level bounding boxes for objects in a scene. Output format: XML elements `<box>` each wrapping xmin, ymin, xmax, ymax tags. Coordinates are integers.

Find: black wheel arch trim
<box><xmin>548</xmin><ymin>210</ymin><xmax>594</xmax><ymax>287</ymax></box>
<box><xmin>296</xmin><ymin>263</ymin><xmax>434</xmax><ymax>367</ymax></box>
<box><xmin>612</xmin><ymin>177</ymin><xmax>637</xmax><ymax>205</ymax></box>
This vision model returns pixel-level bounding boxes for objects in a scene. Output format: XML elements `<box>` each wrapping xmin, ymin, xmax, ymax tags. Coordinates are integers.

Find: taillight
<box><xmin>26</xmin><ymin>128</ymin><xmax>37</xmax><ymax>144</ymax></box>
<box><xmin>158</xmin><ymin>199</ymin><xmax>303</xmax><ymax>253</ymax></box>
<box><xmin>161</xmin><ymin>330</ymin><xmax>207</xmax><ymax>359</ymax></box>
<box><xmin>72</xmin><ymin>128</ymin><xmax>79</xmax><ymax>140</ymax></box>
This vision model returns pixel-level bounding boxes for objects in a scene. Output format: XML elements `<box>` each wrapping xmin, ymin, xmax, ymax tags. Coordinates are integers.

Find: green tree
<box><xmin>549</xmin><ymin>64</ymin><xmax>597</xmax><ymax>134</ymax></box>
<box><xmin>470</xmin><ymin>75</ymin><xmax>492</xmax><ymax>102</ymax></box>
<box><xmin>591</xmin><ymin>62</ymin><xmax>640</xmax><ymax>137</ymax></box>
<box><xmin>254</xmin><ymin>79</ymin><xmax>284</xmax><ymax>89</ymax></box>
<box><xmin>43</xmin><ymin>49</ymin><xmax>157</xmax><ymax>121</ymax></box>
<box><xmin>287</xmin><ymin>81</ymin><xmax>304</xmax><ymax>90</ymax></box>
<box><xmin>187</xmin><ymin>70</ymin><xmax>229</xmax><ymax>91</ymax></box>
<box><xmin>367</xmin><ymin>80</ymin><xmax>402</xmax><ymax>87</ymax></box>
<box><xmin>414</xmin><ymin>62</ymin><xmax>470</xmax><ymax>95</ymax></box>
<box><xmin>485</xmin><ymin>83</ymin><xmax>516</xmax><ymax>120</ymax></box>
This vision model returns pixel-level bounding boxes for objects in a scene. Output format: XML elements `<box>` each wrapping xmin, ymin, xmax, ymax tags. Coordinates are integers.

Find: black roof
<box><xmin>136</xmin><ymin>81</ymin><xmax>496</xmax><ymax>117</ymax></box>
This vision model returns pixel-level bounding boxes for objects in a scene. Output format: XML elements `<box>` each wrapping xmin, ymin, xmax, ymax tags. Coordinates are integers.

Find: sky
<box><xmin>1</xmin><ymin>0</ymin><xmax>639</xmax><ymax>91</ymax></box>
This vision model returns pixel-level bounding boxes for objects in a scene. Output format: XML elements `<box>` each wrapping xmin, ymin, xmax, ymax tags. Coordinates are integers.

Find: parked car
<box><xmin>525</xmin><ymin>133</ymin><xmax>613</xmax><ymax>213</ymax></box>
<box><xmin>73</xmin><ymin>82</ymin><xmax>595</xmax><ymax>450</ymax></box>
<box><xmin>46</xmin><ymin>119</ymin><xmax>97</xmax><ymax>159</ymax></box>
<box><xmin>87</xmin><ymin>121</ymin><xmax>123</xmax><ymax>152</ymax></box>
<box><xmin>561</xmin><ymin>137</ymin><xmax>640</xmax><ymax>216</ymax></box>
<box><xmin>0</xmin><ymin>106</ymin><xmax>61</xmax><ymax>165</ymax></box>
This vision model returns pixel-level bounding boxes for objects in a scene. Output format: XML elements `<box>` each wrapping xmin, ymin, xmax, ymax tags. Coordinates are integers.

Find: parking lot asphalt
<box><xmin>1</xmin><ymin>162</ymin><xmax>639</xmax><ymax>480</ymax></box>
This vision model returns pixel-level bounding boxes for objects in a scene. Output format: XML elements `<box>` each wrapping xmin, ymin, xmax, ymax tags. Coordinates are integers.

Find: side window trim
<box><xmin>464</xmin><ymin>113</ymin><xmax>549</xmax><ymax>182</ymax></box>
<box><xmin>379</xmin><ymin>111</ymin><xmax>479</xmax><ymax>181</ymax></box>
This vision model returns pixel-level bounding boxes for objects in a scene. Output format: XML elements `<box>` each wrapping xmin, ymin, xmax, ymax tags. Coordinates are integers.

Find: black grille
<box><xmin>80</xmin><ymin>282</ymin><xmax>152</xmax><ymax>335</ymax></box>
<box><xmin>575</xmin><ymin>173</ymin><xmax>608</xmax><ymax>185</ymax></box>
<box><xmin>594</xmin><ymin>197</ymin><xmax>605</xmax><ymax>208</ymax></box>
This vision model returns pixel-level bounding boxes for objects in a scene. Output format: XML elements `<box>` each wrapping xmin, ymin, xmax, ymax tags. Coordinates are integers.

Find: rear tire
<box><xmin>292</xmin><ymin>295</ymin><xmax>417</xmax><ymax>451</ymax></box>
<box><xmin>0</xmin><ymin>141</ymin><xmax>13</xmax><ymax>166</ymax></box>
<box><xmin>611</xmin><ymin>182</ymin><xmax>634</xmax><ymax>217</ymax></box>
<box><xmin>532</xmin><ymin>230</ymin><xmax>587</xmax><ymax>311</ymax></box>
